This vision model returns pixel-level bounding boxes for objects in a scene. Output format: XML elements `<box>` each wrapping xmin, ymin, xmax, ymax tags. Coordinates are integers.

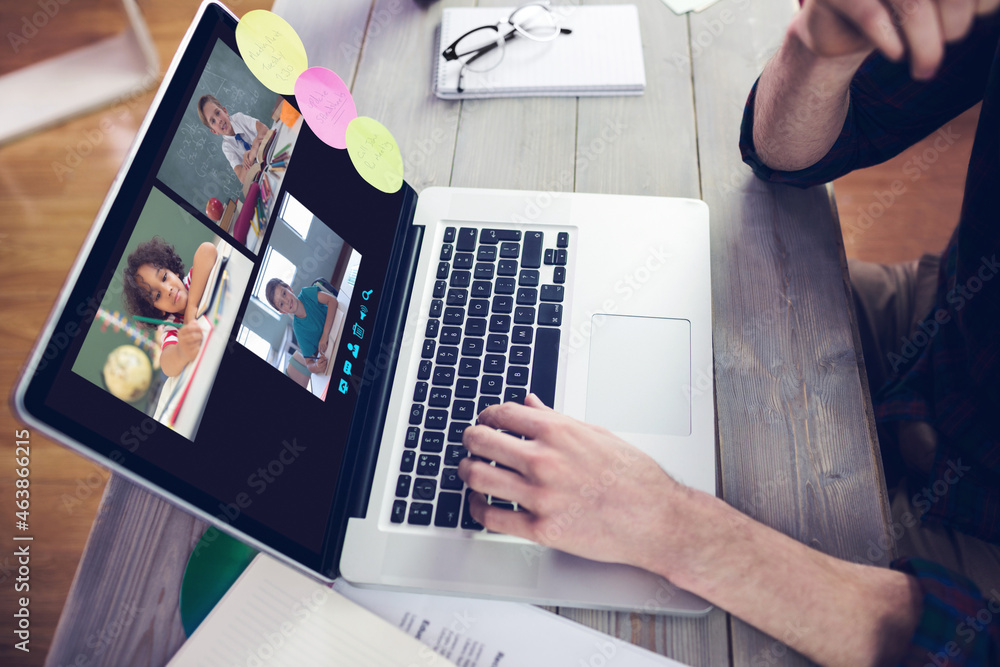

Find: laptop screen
<box><xmin>19</xmin><ymin>4</ymin><xmax>414</xmax><ymax>573</ymax></box>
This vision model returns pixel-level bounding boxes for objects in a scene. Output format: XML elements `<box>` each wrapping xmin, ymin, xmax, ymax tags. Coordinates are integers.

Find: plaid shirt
<box><xmin>739</xmin><ymin>17</ymin><xmax>1000</xmax><ymax>666</ymax></box>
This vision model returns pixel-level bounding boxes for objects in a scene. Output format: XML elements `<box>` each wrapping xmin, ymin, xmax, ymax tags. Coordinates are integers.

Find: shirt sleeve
<box><xmin>739</xmin><ymin>17</ymin><xmax>1000</xmax><ymax>188</ymax></box>
<box><xmin>890</xmin><ymin>557</ymin><xmax>1000</xmax><ymax>666</ymax></box>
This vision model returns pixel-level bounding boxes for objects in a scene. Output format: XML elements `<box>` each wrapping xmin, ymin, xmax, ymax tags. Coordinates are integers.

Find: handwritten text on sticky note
<box><xmin>236</xmin><ymin>10</ymin><xmax>308</xmax><ymax>95</ymax></box>
<box><xmin>346</xmin><ymin>117</ymin><xmax>404</xmax><ymax>194</ymax></box>
<box><xmin>295</xmin><ymin>67</ymin><xmax>357</xmax><ymax>149</ymax></box>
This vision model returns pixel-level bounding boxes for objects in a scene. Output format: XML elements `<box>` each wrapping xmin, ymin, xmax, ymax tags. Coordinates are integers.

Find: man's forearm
<box><xmin>752</xmin><ymin>23</ymin><xmax>870</xmax><ymax>171</ymax></box>
<box><xmin>647</xmin><ymin>487</ymin><xmax>922</xmax><ymax>666</ymax></box>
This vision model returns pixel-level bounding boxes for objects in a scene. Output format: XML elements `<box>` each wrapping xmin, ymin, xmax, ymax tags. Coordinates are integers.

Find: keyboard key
<box><xmin>484</xmin><ymin>354</ymin><xmax>505</xmax><ymax>373</ymax></box>
<box><xmin>443</xmin><ymin>307</ymin><xmax>464</xmax><ymax>325</ymax></box>
<box><xmin>450</xmin><ymin>271</ymin><xmax>471</xmax><ymax>288</ymax></box>
<box><xmin>445</xmin><ymin>445</ymin><xmax>467</xmax><ymax>466</ymax></box>
<box><xmin>452</xmin><ymin>400</ymin><xmax>476</xmax><ymax>421</ymax></box>
<box><xmin>456</xmin><ymin>228</ymin><xmax>477</xmax><ymax>251</ymax></box>
<box><xmin>461</xmin><ymin>490</ymin><xmax>483</xmax><ymax>530</ymax></box>
<box><xmin>544</xmin><ymin>248</ymin><xmax>555</xmax><ymax>265</ymax></box>
<box><xmin>458</xmin><ymin>357</ymin><xmax>482</xmax><ymax>377</ymax></box>
<box><xmin>413</xmin><ymin>381</ymin><xmax>428</xmax><ymax>402</ymax></box>
<box><xmin>477</xmin><ymin>246</ymin><xmax>497</xmax><ymax>262</ymax></box>
<box><xmin>555</xmin><ymin>249</ymin><xmax>568</xmax><ymax>265</ymax></box>
<box><xmin>553</xmin><ymin>267</ymin><xmax>566</xmax><ymax>284</ymax></box>
<box><xmin>417</xmin><ymin>454</ymin><xmax>441</xmax><ymax>477</ymax></box>
<box><xmin>435</xmin><ymin>491</ymin><xmax>462</xmax><ymax>527</ymax></box>
<box><xmin>504</xmin><ymin>387</ymin><xmax>527</xmax><ymax>403</ymax></box>
<box><xmin>440</xmin><ymin>244</ymin><xmax>453</xmax><ymax>261</ymax></box>
<box><xmin>453</xmin><ymin>252</ymin><xmax>473</xmax><ymax>269</ymax></box>
<box><xmin>512</xmin><ymin>326</ymin><xmax>533</xmax><ymax>344</ymax></box>
<box><xmin>481</xmin><ymin>228</ymin><xmax>521</xmax><ymax>243</ymax></box>
<box><xmin>441</xmin><ymin>469</ymin><xmax>464</xmax><ymax>491</ymax></box>
<box><xmin>468</xmin><ymin>299</ymin><xmax>489</xmax><ymax>317</ymax></box>
<box><xmin>538</xmin><ymin>303</ymin><xmax>563</xmax><ymax>326</ymax></box>
<box><xmin>391</xmin><ymin>499</ymin><xmax>407</xmax><ymax>523</ymax></box>
<box><xmin>557</xmin><ymin>232</ymin><xmax>569</xmax><ymax>248</ymax></box>
<box><xmin>425</xmin><ymin>409</ymin><xmax>448</xmax><ymax>430</ymax></box>
<box><xmin>446</xmin><ymin>288</ymin><xmax>468</xmax><ymax>306</ymax></box>
<box><xmin>440</xmin><ymin>326</ymin><xmax>461</xmax><ymax>345</ymax></box>
<box><xmin>516</xmin><ymin>288</ymin><xmax>538</xmax><ymax>305</ymax></box>
<box><xmin>418</xmin><ymin>359</ymin><xmax>432</xmax><ymax>380</ymax></box>
<box><xmin>443</xmin><ymin>227</ymin><xmax>456</xmax><ymax>243</ymax></box>
<box><xmin>540</xmin><ymin>285</ymin><xmax>564</xmax><ymax>302</ymax></box>
<box><xmin>489</xmin><ymin>314</ymin><xmax>511</xmax><ymax>332</ymax></box>
<box><xmin>449</xmin><ymin>422</ymin><xmax>470</xmax><ymax>443</ymax></box>
<box><xmin>507</xmin><ymin>366</ymin><xmax>529</xmax><ymax>386</ymax></box>
<box><xmin>481</xmin><ymin>374</ymin><xmax>504</xmax><ymax>395</ymax></box>
<box><xmin>522</xmin><ymin>231</ymin><xmax>543</xmax><ymax>268</ymax></box>
<box><xmin>437</xmin><ymin>262</ymin><xmax>450</xmax><ymax>279</ymax></box>
<box><xmin>491</xmin><ymin>499</ymin><xmax>515</xmax><ymax>511</ymax></box>
<box><xmin>465</xmin><ymin>317</ymin><xmax>487</xmax><ymax>336</ymax></box>
<box><xmin>495</xmin><ymin>277</ymin><xmax>516</xmax><ymax>294</ymax></box>
<box><xmin>492</xmin><ymin>296</ymin><xmax>513</xmax><ymax>313</ymax></box>
<box><xmin>409</xmin><ymin>404</ymin><xmax>424</xmax><ymax>424</ymax></box>
<box><xmin>400</xmin><ymin>449</ymin><xmax>416</xmax><ymax>473</ymax></box>
<box><xmin>421</xmin><ymin>431</ymin><xmax>445</xmax><ymax>452</ymax></box>
<box><xmin>429</xmin><ymin>299</ymin><xmax>443</xmax><ymax>318</ymax></box>
<box><xmin>509</xmin><ymin>346</ymin><xmax>531</xmax><ymax>365</ymax></box>
<box><xmin>471</xmin><ymin>280</ymin><xmax>492</xmax><ymax>298</ymax></box>
<box><xmin>499</xmin><ymin>242</ymin><xmax>520</xmax><ymax>258</ymax></box>
<box><xmin>530</xmin><ymin>327</ymin><xmax>560</xmax><ymax>408</ymax></box>
<box><xmin>486</xmin><ymin>334</ymin><xmax>508</xmax><ymax>353</ymax></box>
<box><xmin>405</xmin><ymin>426</ymin><xmax>420</xmax><ymax>448</ymax></box>
<box><xmin>518</xmin><ymin>269</ymin><xmax>539</xmax><ymax>286</ymax></box>
<box><xmin>422</xmin><ymin>339</ymin><xmax>436</xmax><ymax>359</ymax></box>
<box><xmin>396</xmin><ymin>474</ymin><xmax>411</xmax><ymax>498</ymax></box>
<box><xmin>462</xmin><ymin>337</ymin><xmax>484</xmax><ymax>356</ymax></box>
<box><xmin>428</xmin><ymin>387</ymin><xmax>451</xmax><ymax>407</ymax></box>
<box><xmin>437</xmin><ymin>346</ymin><xmax>459</xmax><ymax>365</ymax></box>
<box><xmin>513</xmin><ymin>307</ymin><xmax>535</xmax><ymax>325</ymax></box>
<box><xmin>432</xmin><ymin>367</ymin><xmax>455</xmax><ymax>386</ymax></box>
<box><xmin>497</xmin><ymin>259</ymin><xmax>518</xmax><ymax>276</ymax></box>
<box><xmin>474</xmin><ymin>263</ymin><xmax>495</xmax><ymax>280</ymax></box>
<box><xmin>478</xmin><ymin>396</ymin><xmax>501</xmax><ymax>413</ymax></box>
<box><xmin>414</xmin><ymin>477</ymin><xmax>437</xmax><ymax>500</ymax></box>
<box><xmin>425</xmin><ymin>319</ymin><xmax>440</xmax><ymax>338</ymax></box>
<box><xmin>408</xmin><ymin>502</ymin><xmax>433</xmax><ymax>525</ymax></box>
<box><xmin>433</xmin><ymin>280</ymin><xmax>446</xmax><ymax>298</ymax></box>
<box><xmin>456</xmin><ymin>378</ymin><xmax>478</xmax><ymax>397</ymax></box>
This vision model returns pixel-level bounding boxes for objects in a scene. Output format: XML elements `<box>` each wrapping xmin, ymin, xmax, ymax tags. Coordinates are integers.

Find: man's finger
<box><xmin>462</xmin><ymin>424</ymin><xmax>533</xmax><ymax>472</ymax></box>
<box><xmin>821</xmin><ymin>0</ymin><xmax>905</xmax><ymax>60</ymax></box>
<box><xmin>476</xmin><ymin>400</ymin><xmax>556</xmax><ymax>439</ymax></box>
<box><xmin>890</xmin><ymin>0</ymin><xmax>945</xmax><ymax>78</ymax></box>
<box><xmin>523</xmin><ymin>393</ymin><xmax>553</xmax><ymax>411</ymax></box>
<box><xmin>467</xmin><ymin>491</ymin><xmax>535</xmax><ymax>539</ymax></box>
<box><xmin>458</xmin><ymin>458</ymin><xmax>534</xmax><ymax>506</ymax></box>
<box><xmin>938</xmin><ymin>0</ymin><xmax>976</xmax><ymax>41</ymax></box>
<box><xmin>975</xmin><ymin>0</ymin><xmax>1000</xmax><ymax>15</ymax></box>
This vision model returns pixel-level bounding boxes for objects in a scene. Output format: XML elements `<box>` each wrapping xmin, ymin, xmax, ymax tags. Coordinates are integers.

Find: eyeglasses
<box><xmin>441</xmin><ymin>2</ymin><xmax>573</xmax><ymax>93</ymax></box>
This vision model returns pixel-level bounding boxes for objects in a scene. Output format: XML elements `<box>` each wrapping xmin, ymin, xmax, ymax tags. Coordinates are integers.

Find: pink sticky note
<box><xmin>294</xmin><ymin>67</ymin><xmax>357</xmax><ymax>149</ymax></box>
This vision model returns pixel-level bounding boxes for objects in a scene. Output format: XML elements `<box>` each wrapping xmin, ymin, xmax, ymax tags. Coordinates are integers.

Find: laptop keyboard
<box><xmin>391</xmin><ymin>226</ymin><xmax>570</xmax><ymax>531</ymax></box>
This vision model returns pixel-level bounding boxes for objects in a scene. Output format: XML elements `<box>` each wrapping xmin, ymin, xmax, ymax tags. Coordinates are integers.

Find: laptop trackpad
<box><xmin>585</xmin><ymin>316</ymin><xmax>691</xmax><ymax>436</ymax></box>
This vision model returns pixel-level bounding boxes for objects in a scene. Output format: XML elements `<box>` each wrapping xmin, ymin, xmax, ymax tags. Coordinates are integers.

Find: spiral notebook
<box><xmin>434</xmin><ymin>4</ymin><xmax>646</xmax><ymax>99</ymax></box>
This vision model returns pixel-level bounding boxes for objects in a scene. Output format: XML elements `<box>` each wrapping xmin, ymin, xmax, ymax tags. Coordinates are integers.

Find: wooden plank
<box><xmin>689</xmin><ymin>0</ymin><xmax>894</xmax><ymax>664</ymax></box>
<box><xmin>45</xmin><ymin>475</ymin><xmax>206</xmax><ymax>667</ymax></box>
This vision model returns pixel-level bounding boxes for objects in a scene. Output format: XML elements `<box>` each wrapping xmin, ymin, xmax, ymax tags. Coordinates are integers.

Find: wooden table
<box><xmin>45</xmin><ymin>0</ymin><xmax>893</xmax><ymax>664</ymax></box>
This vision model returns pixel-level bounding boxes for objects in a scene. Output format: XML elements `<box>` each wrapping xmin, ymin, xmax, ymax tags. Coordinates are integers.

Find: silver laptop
<box><xmin>13</xmin><ymin>1</ymin><xmax>715</xmax><ymax>615</ymax></box>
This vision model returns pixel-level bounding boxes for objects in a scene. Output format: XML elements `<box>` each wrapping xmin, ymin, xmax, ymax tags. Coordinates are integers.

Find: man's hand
<box><xmin>306</xmin><ymin>354</ymin><xmax>328</xmax><ymax>374</ymax></box>
<box><xmin>458</xmin><ymin>395</ymin><xmax>685</xmax><ymax>570</ymax></box>
<box><xmin>796</xmin><ymin>0</ymin><xmax>996</xmax><ymax>79</ymax></box>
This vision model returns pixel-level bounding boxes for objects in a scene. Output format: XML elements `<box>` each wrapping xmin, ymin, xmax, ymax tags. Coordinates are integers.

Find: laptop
<box><xmin>13</xmin><ymin>1</ymin><xmax>715</xmax><ymax>615</ymax></box>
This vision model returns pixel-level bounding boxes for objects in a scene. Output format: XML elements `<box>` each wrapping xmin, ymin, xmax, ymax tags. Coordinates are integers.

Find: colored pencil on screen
<box><xmin>132</xmin><ymin>315</ymin><xmax>181</xmax><ymax>327</ymax></box>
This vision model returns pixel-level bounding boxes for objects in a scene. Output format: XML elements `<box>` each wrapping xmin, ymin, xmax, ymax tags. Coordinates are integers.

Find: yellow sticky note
<box><xmin>235</xmin><ymin>10</ymin><xmax>308</xmax><ymax>95</ymax></box>
<box><xmin>345</xmin><ymin>117</ymin><xmax>404</xmax><ymax>194</ymax></box>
